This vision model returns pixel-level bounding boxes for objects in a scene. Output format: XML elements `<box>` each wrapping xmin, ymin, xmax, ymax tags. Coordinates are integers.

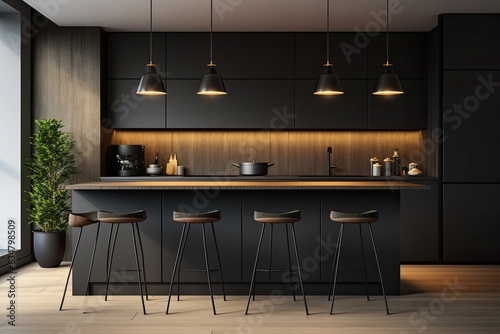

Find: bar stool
<box><xmin>98</xmin><ymin>210</ymin><xmax>149</xmax><ymax>315</ymax></box>
<box><xmin>246</xmin><ymin>210</ymin><xmax>309</xmax><ymax>315</ymax></box>
<box><xmin>60</xmin><ymin>211</ymin><xmax>100</xmax><ymax>311</ymax></box>
<box><xmin>328</xmin><ymin>210</ymin><xmax>389</xmax><ymax>315</ymax></box>
<box><xmin>166</xmin><ymin>210</ymin><xmax>226</xmax><ymax>315</ymax></box>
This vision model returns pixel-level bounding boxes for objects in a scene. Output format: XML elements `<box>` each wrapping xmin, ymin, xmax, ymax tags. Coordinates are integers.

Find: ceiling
<box><xmin>20</xmin><ymin>0</ymin><xmax>500</xmax><ymax>32</ymax></box>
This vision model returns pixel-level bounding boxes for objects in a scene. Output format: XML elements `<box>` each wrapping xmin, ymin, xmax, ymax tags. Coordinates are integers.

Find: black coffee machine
<box><xmin>108</xmin><ymin>145</ymin><xmax>145</xmax><ymax>176</ymax></box>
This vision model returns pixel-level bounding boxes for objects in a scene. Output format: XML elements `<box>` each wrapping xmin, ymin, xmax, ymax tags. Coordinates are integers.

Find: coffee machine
<box><xmin>108</xmin><ymin>145</ymin><xmax>145</xmax><ymax>176</ymax></box>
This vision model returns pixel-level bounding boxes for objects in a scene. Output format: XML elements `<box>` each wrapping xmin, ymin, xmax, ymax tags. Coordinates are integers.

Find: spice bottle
<box><xmin>392</xmin><ymin>148</ymin><xmax>401</xmax><ymax>176</ymax></box>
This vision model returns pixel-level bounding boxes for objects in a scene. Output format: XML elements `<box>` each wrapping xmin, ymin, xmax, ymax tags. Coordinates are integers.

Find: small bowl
<box><xmin>146</xmin><ymin>166</ymin><xmax>162</xmax><ymax>175</ymax></box>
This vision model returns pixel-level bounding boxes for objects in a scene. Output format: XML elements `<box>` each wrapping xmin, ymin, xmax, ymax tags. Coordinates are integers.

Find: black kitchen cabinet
<box><xmin>442</xmin><ymin>71</ymin><xmax>500</xmax><ymax>182</ymax></box>
<box><xmin>162</xmin><ymin>191</ymin><xmax>242</xmax><ymax>284</ymax></box>
<box><xmin>443</xmin><ymin>184</ymin><xmax>500</xmax><ymax>262</ymax></box>
<box><xmin>368</xmin><ymin>32</ymin><xmax>428</xmax><ymax>79</ymax></box>
<box><xmin>166</xmin><ymin>80</ymin><xmax>294</xmax><ymax>129</ymax></box>
<box><xmin>70</xmin><ymin>191</ymin><xmax>163</xmax><ymax>295</ymax></box>
<box><xmin>107</xmin><ymin>32</ymin><xmax>166</xmax><ymax>79</ymax></box>
<box><xmin>442</xmin><ymin>15</ymin><xmax>500</xmax><ymax>70</ymax></box>
<box><xmin>242</xmin><ymin>191</ymin><xmax>321</xmax><ymax>284</ymax></box>
<box><xmin>400</xmin><ymin>180</ymin><xmax>440</xmax><ymax>262</ymax></box>
<box><xmin>167</xmin><ymin>32</ymin><xmax>294</xmax><ymax>79</ymax></box>
<box><xmin>295</xmin><ymin>32</ymin><xmax>367</xmax><ymax>79</ymax></box>
<box><xmin>106</xmin><ymin>79</ymin><xmax>166</xmax><ymax>129</ymax></box>
<box><xmin>295</xmin><ymin>80</ymin><xmax>368</xmax><ymax>129</ymax></box>
<box><xmin>368</xmin><ymin>79</ymin><xmax>427</xmax><ymax>129</ymax></box>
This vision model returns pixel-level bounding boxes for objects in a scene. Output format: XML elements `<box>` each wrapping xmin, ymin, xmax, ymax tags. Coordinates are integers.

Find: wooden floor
<box><xmin>0</xmin><ymin>263</ymin><xmax>499</xmax><ymax>333</ymax></box>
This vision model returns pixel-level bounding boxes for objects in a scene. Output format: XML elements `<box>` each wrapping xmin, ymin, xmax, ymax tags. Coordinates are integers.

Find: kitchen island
<box><xmin>67</xmin><ymin>177</ymin><xmax>428</xmax><ymax>296</ymax></box>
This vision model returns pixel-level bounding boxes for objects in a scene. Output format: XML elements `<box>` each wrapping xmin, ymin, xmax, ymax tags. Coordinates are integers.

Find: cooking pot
<box><xmin>232</xmin><ymin>161</ymin><xmax>274</xmax><ymax>176</ymax></box>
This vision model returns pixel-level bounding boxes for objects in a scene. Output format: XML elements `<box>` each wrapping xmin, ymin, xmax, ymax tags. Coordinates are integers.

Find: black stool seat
<box><xmin>254</xmin><ymin>210</ymin><xmax>301</xmax><ymax>223</ymax></box>
<box><xmin>328</xmin><ymin>209</ymin><xmax>389</xmax><ymax>315</ymax></box>
<box><xmin>98</xmin><ymin>210</ymin><xmax>147</xmax><ymax>223</ymax></box>
<box><xmin>173</xmin><ymin>210</ymin><xmax>221</xmax><ymax>223</ymax></box>
<box><xmin>60</xmin><ymin>212</ymin><xmax>99</xmax><ymax>311</ymax></box>
<box><xmin>167</xmin><ymin>210</ymin><xmax>226</xmax><ymax>315</ymax></box>
<box><xmin>330</xmin><ymin>210</ymin><xmax>378</xmax><ymax>223</ymax></box>
<box><xmin>246</xmin><ymin>210</ymin><xmax>309</xmax><ymax>315</ymax></box>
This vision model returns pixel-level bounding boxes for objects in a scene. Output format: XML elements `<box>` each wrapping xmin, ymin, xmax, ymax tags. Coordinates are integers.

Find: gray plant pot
<box><xmin>32</xmin><ymin>231</ymin><xmax>66</xmax><ymax>268</ymax></box>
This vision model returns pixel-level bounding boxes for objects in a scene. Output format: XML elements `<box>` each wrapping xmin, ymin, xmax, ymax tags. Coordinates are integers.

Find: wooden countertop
<box><xmin>67</xmin><ymin>180</ymin><xmax>429</xmax><ymax>190</ymax></box>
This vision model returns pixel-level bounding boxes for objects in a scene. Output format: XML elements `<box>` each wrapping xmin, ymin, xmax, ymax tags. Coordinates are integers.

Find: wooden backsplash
<box><xmin>104</xmin><ymin>130</ymin><xmax>431</xmax><ymax>176</ymax></box>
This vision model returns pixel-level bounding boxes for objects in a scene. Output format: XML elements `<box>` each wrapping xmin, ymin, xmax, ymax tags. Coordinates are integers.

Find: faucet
<box><xmin>327</xmin><ymin>146</ymin><xmax>336</xmax><ymax>176</ymax></box>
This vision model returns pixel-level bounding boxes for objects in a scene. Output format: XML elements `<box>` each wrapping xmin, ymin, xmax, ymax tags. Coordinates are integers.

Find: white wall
<box><xmin>0</xmin><ymin>13</ymin><xmax>21</xmax><ymax>251</ymax></box>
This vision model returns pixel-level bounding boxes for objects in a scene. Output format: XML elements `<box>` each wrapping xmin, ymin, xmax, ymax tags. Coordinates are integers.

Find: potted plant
<box><xmin>25</xmin><ymin>119</ymin><xmax>78</xmax><ymax>268</ymax></box>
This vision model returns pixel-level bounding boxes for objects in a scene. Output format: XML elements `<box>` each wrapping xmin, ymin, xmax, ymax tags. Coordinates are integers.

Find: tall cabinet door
<box><xmin>443</xmin><ymin>71</ymin><xmax>500</xmax><ymax>182</ymax></box>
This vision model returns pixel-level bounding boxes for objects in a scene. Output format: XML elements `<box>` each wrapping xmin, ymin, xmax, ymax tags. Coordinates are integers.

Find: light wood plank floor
<box><xmin>0</xmin><ymin>263</ymin><xmax>499</xmax><ymax>333</ymax></box>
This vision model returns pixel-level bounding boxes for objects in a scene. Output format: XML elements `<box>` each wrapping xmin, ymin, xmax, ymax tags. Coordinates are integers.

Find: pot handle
<box><xmin>232</xmin><ymin>163</ymin><xmax>241</xmax><ymax>168</ymax></box>
<box><xmin>267</xmin><ymin>163</ymin><xmax>275</xmax><ymax>167</ymax></box>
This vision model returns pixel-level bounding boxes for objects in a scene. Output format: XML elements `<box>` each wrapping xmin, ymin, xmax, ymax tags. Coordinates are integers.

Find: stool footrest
<box><xmin>180</xmin><ymin>268</ymin><xmax>221</xmax><ymax>273</ymax></box>
<box><xmin>256</xmin><ymin>268</ymin><xmax>297</xmax><ymax>273</ymax></box>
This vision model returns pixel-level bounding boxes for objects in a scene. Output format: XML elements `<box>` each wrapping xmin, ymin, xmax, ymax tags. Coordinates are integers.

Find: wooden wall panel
<box><xmin>33</xmin><ymin>22</ymin><xmax>102</xmax><ymax>184</ymax></box>
<box><xmin>109</xmin><ymin>130</ymin><xmax>428</xmax><ymax>177</ymax></box>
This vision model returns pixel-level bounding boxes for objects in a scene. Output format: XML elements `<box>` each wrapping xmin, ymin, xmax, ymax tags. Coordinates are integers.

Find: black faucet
<box><xmin>327</xmin><ymin>146</ymin><xmax>336</xmax><ymax>176</ymax></box>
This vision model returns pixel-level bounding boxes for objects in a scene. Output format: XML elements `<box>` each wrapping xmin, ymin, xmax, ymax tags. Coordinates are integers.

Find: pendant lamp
<box><xmin>197</xmin><ymin>0</ymin><xmax>227</xmax><ymax>95</ymax></box>
<box><xmin>373</xmin><ymin>0</ymin><xmax>403</xmax><ymax>95</ymax></box>
<box><xmin>314</xmin><ymin>0</ymin><xmax>343</xmax><ymax>96</ymax></box>
<box><xmin>136</xmin><ymin>0</ymin><xmax>166</xmax><ymax>96</ymax></box>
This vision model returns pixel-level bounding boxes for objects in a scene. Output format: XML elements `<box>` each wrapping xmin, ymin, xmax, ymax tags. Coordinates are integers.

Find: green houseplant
<box><xmin>25</xmin><ymin>119</ymin><xmax>78</xmax><ymax>267</ymax></box>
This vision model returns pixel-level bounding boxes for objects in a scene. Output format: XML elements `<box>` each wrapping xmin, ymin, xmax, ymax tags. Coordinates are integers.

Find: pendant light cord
<box><xmin>326</xmin><ymin>0</ymin><xmax>330</xmax><ymax>64</ymax></box>
<box><xmin>149</xmin><ymin>0</ymin><xmax>153</xmax><ymax>64</ymax></box>
<box><xmin>210</xmin><ymin>0</ymin><xmax>213</xmax><ymax>64</ymax></box>
<box><xmin>386</xmin><ymin>0</ymin><xmax>389</xmax><ymax>65</ymax></box>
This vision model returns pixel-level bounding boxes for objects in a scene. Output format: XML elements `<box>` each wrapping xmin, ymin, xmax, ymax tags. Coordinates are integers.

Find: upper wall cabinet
<box><xmin>442</xmin><ymin>15</ymin><xmax>500</xmax><ymax>70</ymax></box>
<box><xmin>106</xmin><ymin>79</ymin><xmax>166</xmax><ymax>129</ymax></box>
<box><xmin>295</xmin><ymin>33</ymin><xmax>367</xmax><ymax>79</ymax></box>
<box><xmin>295</xmin><ymin>80</ymin><xmax>368</xmax><ymax>129</ymax></box>
<box><xmin>368</xmin><ymin>79</ymin><xmax>427</xmax><ymax>129</ymax></box>
<box><xmin>167</xmin><ymin>33</ymin><xmax>294</xmax><ymax>79</ymax></box>
<box><xmin>107</xmin><ymin>32</ymin><xmax>166</xmax><ymax>79</ymax></box>
<box><xmin>166</xmin><ymin>80</ymin><xmax>294</xmax><ymax>129</ymax></box>
<box><xmin>368</xmin><ymin>32</ymin><xmax>428</xmax><ymax>79</ymax></box>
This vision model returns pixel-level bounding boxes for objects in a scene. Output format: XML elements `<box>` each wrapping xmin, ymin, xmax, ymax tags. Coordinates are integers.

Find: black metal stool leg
<box><xmin>285</xmin><ymin>223</ymin><xmax>297</xmax><ymax>301</ymax></box>
<box><xmin>290</xmin><ymin>223</ymin><xmax>309</xmax><ymax>315</ymax></box>
<box><xmin>210</xmin><ymin>222</ymin><xmax>226</xmax><ymax>301</ymax></box>
<box><xmin>330</xmin><ymin>223</ymin><xmax>345</xmax><ymax>315</ymax></box>
<box><xmin>105</xmin><ymin>224</ymin><xmax>120</xmax><ymax>301</ymax></box>
<box><xmin>201</xmin><ymin>223</ymin><xmax>216</xmax><ymax>315</ymax></box>
<box><xmin>131</xmin><ymin>224</ymin><xmax>146</xmax><ymax>315</ymax></box>
<box><xmin>328</xmin><ymin>224</ymin><xmax>343</xmax><ymax>301</ymax></box>
<box><xmin>359</xmin><ymin>223</ymin><xmax>370</xmax><ymax>301</ymax></box>
<box><xmin>60</xmin><ymin>227</ymin><xmax>83</xmax><ymax>311</ymax></box>
<box><xmin>246</xmin><ymin>223</ymin><xmax>266</xmax><ymax>315</ymax></box>
<box><xmin>268</xmin><ymin>224</ymin><xmax>273</xmax><ymax>282</ymax></box>
<box><xmin>85</xmin><ymin>222</ymin><xmax>100</xmax><ymax>297</ymax></box>
<box><xmin>133</xmin><ymin>223</ymin><xmax>149</xmax><ymax>300</ymax></box>
<box><xmin>177</xmin><ymin>223</ymin><xmax>191</xmax><ymax>301</ymax></box>
<box><xmin>166</xmin><ymin>223</ymin><xmax>187</xmax><ymax>314</ymax></box>
<box><xmin>368</xmin><ymin>223</ymin><xmax>390</xmax><ymax>315</ymax></box>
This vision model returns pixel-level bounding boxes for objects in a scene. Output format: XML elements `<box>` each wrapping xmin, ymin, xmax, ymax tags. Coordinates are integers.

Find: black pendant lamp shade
<box><xmin>314</xmin><ymin>0</ymin><xmax>343</xmax><ymax>96</ymax></box>
<box><xmin>197</xmin><ymin>0</ymin><xmax>227</xmax><ymax>95</ymax></box>
<box><xmin>373</xmin><ymin>63</ymin><xmax>403</xmax><ymax>95</ymax></box>
<box><xmin>137</xmin><ymin>63</ymin><xmax>166</xmax><ymax>96</ymax></box>
<box><xmin>373</xmin><ymin>0</ymin><xmax>403</xmax><ymax>96</ymax></box>
<box><xmin>136</xmin><ymin>0</ymin><xmax>166</xmax><ymax>96</ymax></box>
<box><xmin>314</xmin><ymin>64</ymin><xmax>343</xmax><ymax>95</ymax></box>
<box><xmin>198</xmin><ymin>63</ymin><xmax>227</xmax><ymax>95</ymax></box>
